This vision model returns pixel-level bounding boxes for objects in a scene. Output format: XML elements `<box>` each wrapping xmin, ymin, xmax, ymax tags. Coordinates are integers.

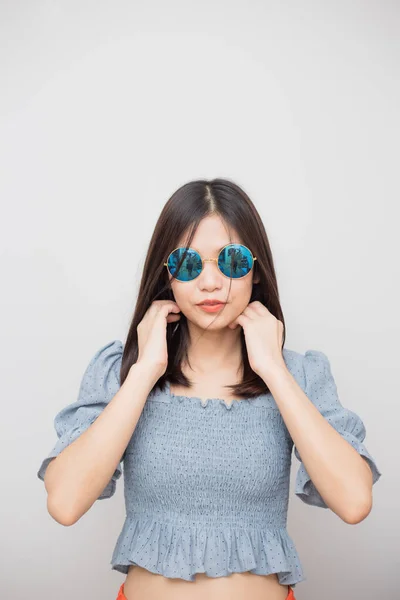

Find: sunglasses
<box><xmin>164</xmin><ymin>243</ymin><xmax>257</xmax><ymax>282</ymax></box>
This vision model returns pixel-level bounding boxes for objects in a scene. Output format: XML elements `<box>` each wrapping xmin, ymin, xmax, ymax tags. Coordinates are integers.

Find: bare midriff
<box><xmin>122</xmin><ymin>566</ymin><xmax>291</xmax><ymax>600</ymax></box>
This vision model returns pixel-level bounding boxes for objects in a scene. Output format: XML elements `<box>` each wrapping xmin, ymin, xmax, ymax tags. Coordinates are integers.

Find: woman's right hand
<box><xmin>136</xmin><ymin>300</ymin><xmax>181</xmax><ymax>378</ymax></box>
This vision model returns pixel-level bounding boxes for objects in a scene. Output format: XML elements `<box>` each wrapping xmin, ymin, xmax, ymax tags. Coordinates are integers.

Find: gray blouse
<box><xmin>37</xmin><ymin>340</ymin><xmax>382</xmax><ymax>587</ymax></box>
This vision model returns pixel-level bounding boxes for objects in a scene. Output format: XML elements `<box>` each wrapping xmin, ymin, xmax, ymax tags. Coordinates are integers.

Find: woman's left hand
<box><xmin>228</xmin><ymin>301</ymin><xmax>287</xmax><ymax>379</ymax></box>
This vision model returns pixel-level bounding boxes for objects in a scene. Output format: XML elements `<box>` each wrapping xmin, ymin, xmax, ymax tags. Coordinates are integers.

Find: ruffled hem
<box><xmin>110</xmin><ymin>516</ymin><xmax>306</xmax><ymax>586</ymax></box>
<box><xmin>295</xmin><ymin>431</ymin><xmax>382</xmax><ymax>508</ymax></box>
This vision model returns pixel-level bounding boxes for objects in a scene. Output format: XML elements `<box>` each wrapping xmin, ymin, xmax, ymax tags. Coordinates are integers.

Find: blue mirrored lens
<box><xmin>167</xmin><ymin>248</ymin><xmax>202</xmax><ymax>281</ymax></box>
<box><xmin>218</xmin><ymin>244</ymin><xmax>253</xmax><ymax>278</ymax></box>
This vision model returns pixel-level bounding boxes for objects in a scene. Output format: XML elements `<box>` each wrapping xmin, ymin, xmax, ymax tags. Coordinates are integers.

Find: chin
<box><xmin>193</xmin><ymin>313</ymin><xmax>231</xmax><ymax>329</ymax></box>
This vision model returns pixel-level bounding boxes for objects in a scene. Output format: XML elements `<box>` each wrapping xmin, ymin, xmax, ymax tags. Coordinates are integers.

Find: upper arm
<box><xmin>37</xmin><ymin>340</ymin><xmax>125</xmax><ymax>502</ymax></box>
<box><xmin>293</xmin><ymin>349</ymin><xmax>382</xmax><ymax>508</ymax></box>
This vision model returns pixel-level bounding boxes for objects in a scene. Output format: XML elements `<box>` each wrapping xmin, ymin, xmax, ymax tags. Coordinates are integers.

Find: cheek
<box><xmin>236</xmin><ymin>277</ymin><xmax>253</xmax><ymax>295</ymax></box>
<box><xmin>233</xmin><ymin>281</ymin><xmax>254</xmax><ymax>309</ymax></box>
<box><xmin>170</xmin><ymin>281</ymin><xmax>193</xmax><ymax>307</ymax></box>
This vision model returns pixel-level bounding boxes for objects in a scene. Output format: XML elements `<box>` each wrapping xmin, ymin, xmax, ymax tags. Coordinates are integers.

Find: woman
<box><xmin>37</xmin><ymin>178</ymin><xmax>382</xmax><ymax>600</ymax></box>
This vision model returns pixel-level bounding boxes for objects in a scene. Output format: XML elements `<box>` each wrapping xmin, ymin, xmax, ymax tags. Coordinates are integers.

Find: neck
<box><xmin>184</xmin><ymin>322</ymin><xmax>243</xmax><ymax>375</ymax></box>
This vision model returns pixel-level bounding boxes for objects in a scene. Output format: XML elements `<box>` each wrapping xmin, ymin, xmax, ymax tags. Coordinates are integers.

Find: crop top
<box><xmin>37</xmin><ymin>340</ymin><xmax>382</xmax><ymax>587</ymax></box>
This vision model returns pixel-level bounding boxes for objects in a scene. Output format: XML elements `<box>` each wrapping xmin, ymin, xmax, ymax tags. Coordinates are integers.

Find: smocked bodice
<box><xmin>123</xmin><ymin>381</ymin><xmax>293</xmax><ymax>528</ymax></box>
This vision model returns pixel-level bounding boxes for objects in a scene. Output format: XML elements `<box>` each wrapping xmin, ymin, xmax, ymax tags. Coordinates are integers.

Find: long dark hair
<box><xmin>120</xmin><ymin>177</ymin><xmax>286</xmax><ymax>398</ymax></box>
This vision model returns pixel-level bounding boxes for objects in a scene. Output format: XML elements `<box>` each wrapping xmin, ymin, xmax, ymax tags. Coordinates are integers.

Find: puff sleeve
<box><xmin>37</xmin><ymin>340</ymin><xmax>124</xmax><ymax>500</ymax></box>
<box><xmin>294</xmin><ymin>350</ymin><xmax>382</xmax><ymax>508</ymax></box>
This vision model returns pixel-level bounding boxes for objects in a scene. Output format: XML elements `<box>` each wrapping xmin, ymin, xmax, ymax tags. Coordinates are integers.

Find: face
<box><xmin>167</xmin><ymin>214</ymin><xmax>260</xmax><ymax>331</ymax></box>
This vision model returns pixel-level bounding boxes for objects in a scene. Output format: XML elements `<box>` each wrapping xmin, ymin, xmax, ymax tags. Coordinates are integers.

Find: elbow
<box><xmin>341</xmin><ymin>496</ymin><xmax>373</xmax><ymax>525</ymax></box>
<box><xmin>47</xmin><ymin>494</ymin><xmax>80</xmax><ymax>527</ymax></box>
<box><xmin>43</xmin><ymin>459</ymin><xmax>85</xmax><ymax>526</ymax></box>
<box><xmin>341</xmin><ymin>458</ymin><xmax>375</xmax><ymax>524</ymax></box>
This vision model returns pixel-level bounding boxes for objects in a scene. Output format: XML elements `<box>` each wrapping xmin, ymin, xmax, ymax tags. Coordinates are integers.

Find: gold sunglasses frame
<box><xmin>164</xmin><ymin>243</ymin><xmax>257</xmax><ymax>282</ymax></box>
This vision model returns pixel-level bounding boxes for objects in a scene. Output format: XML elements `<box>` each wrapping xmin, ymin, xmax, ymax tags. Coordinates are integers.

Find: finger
<box><xmin>152</xmin><ymin>299</ymin><xmax>181</xmax><ymax>311</ymax></box>
<box><xmin>167</xmin><ymin>313</ymin><xmax>181</xmax><ymax>322</ymax></box>
<box><xmin>242</xmin><ymin>305</ymin><xmax>258</xmax><ymax>319</ymax></box>
<box><xmin>230</xmin><ymin>314</ymin><xmax>246</xmax><ymax>328</ymax></box>
<box><xmin>251</xmin><ymin>301</ymin><xmax>269</xmax><ymax>314</ymax></box>
<box><xmin>158</xmin><ymin>302</ymin><xmax>181</xmax><ymax>315</ymax></box>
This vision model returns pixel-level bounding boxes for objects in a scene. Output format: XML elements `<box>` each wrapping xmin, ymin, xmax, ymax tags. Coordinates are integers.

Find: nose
<box><xmin>198</xmin><ymin>258</ymin><xmax>224</xmax><ymax>287</ymax></box>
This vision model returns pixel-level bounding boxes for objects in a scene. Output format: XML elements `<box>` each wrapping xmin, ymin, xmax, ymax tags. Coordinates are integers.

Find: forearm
<box><xmin>262</xmin><ymin>365</ymin><xmax>373</xmax><ymax>524</ymax></box>
<box><xmin>46</xmin><ymin>361</ymin><xmax>158</xmax><ymax>525</ymax></box>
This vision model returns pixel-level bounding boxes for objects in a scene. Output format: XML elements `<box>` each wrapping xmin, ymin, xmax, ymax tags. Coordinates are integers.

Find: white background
<box><xmin>1</xmin><ymin>1</ymin><xmax>397</xmax><ymax>598</ymax></box>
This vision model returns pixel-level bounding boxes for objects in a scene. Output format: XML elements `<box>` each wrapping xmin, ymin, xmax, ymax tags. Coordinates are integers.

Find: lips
<box><xmin>197</xmin><ymin>301</ymin><xmax>226</xmax><ymax>305</ymax></box>
<box><xmin>197</xmin><ymin>303</ymin><xmax>226</xmax><ymax>312</ymax></box>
